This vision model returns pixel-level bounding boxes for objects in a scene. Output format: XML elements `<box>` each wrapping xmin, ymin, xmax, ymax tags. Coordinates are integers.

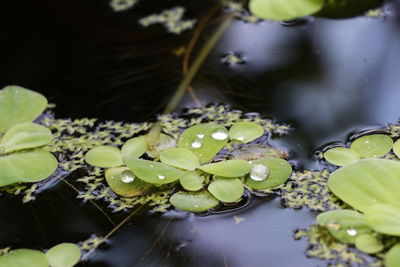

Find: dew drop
<box><xmin>120</xmin><ymin>170</ymin><xmax>135</xmax><ymax>183</ymax></box>
<box><xmin>250</xmin><ymin>164</ymin><xmax>269</xmax><ymax>181</ymax></box>
<box><xmin>191</xmin><ymin>139</ymin><xmax>202</xmax><ymax>148</ymax></box>
<box><xmin>236</xmin><ymin>136</ymin><xmax>244</xmax><ymax>141</ymax></box>
<box><xmin>197</xmin><ymin>133</ymin><xmax>205</xmax><ymax>139</ymax></box>
<box><xmin>211</xmin><ymin>130</ymin><xmax>228</xmax><ymax>140</ymax></box>
<box><xmin>347</xmin><ymin>228</ymin><xmax>358</xmax><ymax>236</ymax></box>
<box><xmin>158</xmin><ymin>174</ymin><xmax>166</xmax><ymax>180</ymax></box>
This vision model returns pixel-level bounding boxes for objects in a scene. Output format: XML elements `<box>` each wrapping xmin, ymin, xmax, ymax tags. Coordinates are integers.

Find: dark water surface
<box><xmin>1</xmin><ymin>0</ymin><xmax>400</xmax><ymax>266</ymax></box>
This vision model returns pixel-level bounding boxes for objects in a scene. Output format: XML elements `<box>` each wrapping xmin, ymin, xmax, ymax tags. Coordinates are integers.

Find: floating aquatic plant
<box><xmin>139</xmin><ymin>7</ymin><xmax>196</xmax><ymax>35</ymax></box>
<box><xmin>323</xmin><ymin>134</ymin><xmax>393</xmax><ymax>166</ymax></box>
<box><xmin>0</xmin><ymin>243</ymin><xmax>81</xmax><ymax>267</ymax></box>
<box><xmin>83</xmin><ymin>117</ymin><xmax>292</xmax><ymax>212</ymax></box>
<box><xmin>0</xmin><ymin>86</ymin><xmax>57</xmax><ymax>187</ymax></box>
<box><xmin>312</xmin><ymin>132</ymin><xmax>400</xmax><ymax>265</ymax></box>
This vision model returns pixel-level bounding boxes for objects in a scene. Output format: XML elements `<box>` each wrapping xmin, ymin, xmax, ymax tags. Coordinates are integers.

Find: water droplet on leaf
<box><xmin>250</xmin><ymin>164</ymin><xmax>269</xmax><ymax>181</ymax></box>
<box><xmin>191</xmin><ymin>139</ymin><xmax>202</xmax><ymax>148</ymax></box>
<box><xmin>120</xmin><ymin>170</ymin><xmax>135</xmax><ymax>183</ymax></box>
<box><xmin>211</xmin><ymin>130</ymin><xmax>228</xmax><ymax>140</ymax></box>
<box><xmin>347</xmin><ymin>228</ymin><xmax>358</xmax><ymax>236</ymax></box>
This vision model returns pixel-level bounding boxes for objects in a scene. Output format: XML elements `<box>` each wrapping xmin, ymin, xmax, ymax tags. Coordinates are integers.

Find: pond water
<box><xmin>1</xmin><ymin>0</ymin><xmax>400</xmax><ymax>266</ymax></box>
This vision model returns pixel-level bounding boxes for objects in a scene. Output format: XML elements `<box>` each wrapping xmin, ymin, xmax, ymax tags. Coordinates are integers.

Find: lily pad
<box><xmin>121</xmin><ymin>136</ymin><xmax>147</xmax><ymax>158</ymax></box>
<box><xmin>323</xmin><ymin>147</ymin><xmax>360</xmax><ymax>166</ymax></box>
<box><xmin>355</xmin><ymin>234</ymin><xmax>384</xmax><ymax>254</ymax></box>
<box><xmin>208</xmin><ymin>177</ymin><xmax>244</xmax><ymax>203</ymax></box>
<box><xmin>0</xmin><ymin>249</ymin><xmax>48</xmax><ymax>267</ymax></box>
<box><xmin>328</xmin><ymin>159</ymin><xmax>400</xmax><ymax>212</ymax></box>
<box><xmin>364</xmin><ymin>204</ymin><xmax>400</xmax><ymax>236</ymax></box>
<box><xmin>105</xmin><ymin>167</ymin><xmax>153</xmax><ymax>197</ymax></box>
<box><xmin>0</xmin><ymin>122</ymin><xmax>53</xmax><ymax>154</ymax></box>
<box><xmin>249</xmin><ymin>0</ymin><xmax>324</xmax><ymax>21</ymax></box>
<box><xmin>45</xmin><ymin>243</ymin><xmax>81</xmax><ymax>267</ymax></box>
<box><xmin>178</xmin><ymin>124</ymin><xmax>229</xmax><ymax>163</ymax></box>
<box><xmin>386</xmin><ymin>243</ymin><xmax>400</xmax><ymax>267</ymax></box>
<box><xmin>85</xmin><ymin>146</ymin><xmax>122</xmax><ymax>168</ymax></box>
<box><xmin>123</xmin><ymin>157</ymin><xmax>184</xmax><ymax>184</ymax></box>
<box><xmin>0</xmin><ymin>149</ymin><xmax>58</xmax><ymax>186</ymax></box>
<box><xmin>350</xmin><ymin>134</ymin><xmax>393</xmax><ymax>159</ymax></box>
<box><xmin>245</xmin><ymin>158</ymin><xmax>292</xmax><ymax>190</ymax></box>
<box><xmin>0</xmin><ymin>85</ymin><xmax>48</xmax><ymax>133</ymax></box>
<box><xmin>160</xmin><ymin>148</ymin><xmax>200</xmax><ymax>170</ymax></box>
<box><xmin>179</xmin><ymin>171</ymin><xmax>204</xmax><ymax>191</ymax></box>
<box><xmin>229</xmin><ymin>122</ymin><xmax>264</xmax><ymax>143</ymax></box>
<box><xmin>316</xmin><ymin>210</ymin><xmax>372</xmax><ymax>243</ymax></box>
<box><xmin>198</xmin><ymin>160</ymin><xmax>251</xmax><ymax>177</ymax></box>
<box><xmin>170</xmin><ymin>190</ymin><xmax>219</xmax><ymax>212</ymax></box>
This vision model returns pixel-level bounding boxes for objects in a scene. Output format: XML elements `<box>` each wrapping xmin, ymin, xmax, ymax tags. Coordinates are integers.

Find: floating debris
<box><xmin>139</xmin><ymin>7</ymin><xmax>196</xmax><ymax>34</ymax></box>
<box><xmin>110</xmin><ymin>0</ymin><xmax>138</xmax><ymax>12</ymax></box>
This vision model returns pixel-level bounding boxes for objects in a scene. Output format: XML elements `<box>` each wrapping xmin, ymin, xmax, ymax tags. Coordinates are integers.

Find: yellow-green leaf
<box><xmin>229</xmin><ymin>122</ymin><xmax>264</xmax><ymax>143</ymax></box>
<box><xmin>199</xmin><ymin>160</ymin><xmax>251</xmax><ymax>177</ymax></box>
<box><xmin>0</xmin><ymin>149</ymin><xmax>58</xmax><ymax>186</ymax></box>
<box><xmin>350</xmin><ymin>134</ymin><xmax>393</xmax><ymax>158</ymax></box>
<box><xmin>208</xmin><ymin>177</ymin><xmax>244</xmax><ymax>203</ymax></box>
<box><xmin>123</xmin><ymin>157</ymin><xmax>183</xmax><ymax>184</ymax></box>
<box><xmin>121</xmin><ymin>136</ymin><xmax>147</xmax><ymax>158</ymax></box>
<box><xmin>0</xmin><ymin>86</ymin><xmax>48</xmax><ymax>133</ymax></box>
<box><xmin>45</xmin><ymin>243</ymin><xmax>81</xmax><ymax>267</ymax></box>
<box><xmin>365</xmin><ymin>204</ymin><xmax>400</xmax><ymax>236</ymax></box>
<box><xmin>179</xmin><ymin>171</ymin><xmax>204</xmax><ymax>191</ymax></box>
<box><xmin>170</xmin><ymin>190</ymin><xmax>219</xmax><ymax>212</ymax></box>
<box><xmin>0</xmin><ymin>249</ymin><xmax>48</xmax><ymax>267</ymax></box>
<box><xmin>324</xmin><ymin>147</ymin><xmax>360</xmax><ymax>166</ymax></box>
<box><xmin>85</xmin><ymin>146</ymin><xmax>122</xmax><ymax>168</ymax></box>
<box><xmin>178</xmin><ymin>124</ymin><xmax>229</xmax><ymax>163</ymax></box>
<box><xmin>160</xmin><ymin>148</ymin><xmax>200</xmax><ymax>170</ymax></box>
<box><xmin>105</xmin><ymin>167</ymin><xmax>153</xmax><ymax>197</ymax></box>
<box><xmin>0</xmin><ymin>122</ymin><xmax>53</xmax><ymax>153</ymax></box>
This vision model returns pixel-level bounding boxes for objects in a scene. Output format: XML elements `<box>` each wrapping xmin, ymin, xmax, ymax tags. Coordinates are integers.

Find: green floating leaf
<box><xmin>365</xmin><ymin>204</ymin><xmax>400</xmax><ymax>236</ymax></box>
<box><xmin>245</xmin><ymin>158</ymin><xmax>292</xmax><ymax>190</ymax></box>
<box><xmin>105</xmin><ymin>167</ymin><xmax>153</xmax><ymax>197</ymax></box>
<box><xmin>85</xmin><ymin>146</ymin><xmax>122</xmax><ymax>168</ymax></box>
<box><xmin>121</xmin><ymin>136</ymin><xmax>147</xmax><ymax>158</ymax></box>
<box><xmin>386</xmin><ymin>243</ymin><xmax>400</xmax><ymax>267</ymax></box>
<box><xmin>316</xmin><ymin>210</ymin><xmax>372</xmax><ymax>244</ymax></box>
<box><xmin>328</xmin><ymin>159</ymin><xmax>400</xmax><ymax>212</ymax></box>
<box><xmin>160</xmin><ymin>148</ymin><xmax>200</xmax><ymax>170</ymax></box>
<box><xmin>249</xmin><ymin>0</ymin><xmax>324</xmax><ymax>21</ymax></box>
<box><xmin>324</xmin><ymin>147</ymin><xmax>360</xmax><ymax>166</ymax></box>
<box><xmin>199</xmin><ymin>160</ymin><xmax>251</xmax><ymax>177</ymax></box>
<box><xmin>179</xmin><ymin>171</ymin><xmax>204</xmax><ymax>191</ymax></box>
<box><xmin>0</xmin><ymin>149</ymin><xmax>58</xmax><ymax>186</ymax></box>
<box><xmin>208</xmin><ymin>177</ymin><xmax>244</xmax><ymax>203</ymax></box>
<box><xmin>170</xmin><ymin>190</ymin><xmax>219</xmax><ymax>212</ymax></box>
<box><xmin>0</xmin><ymin>249</ymin><xmax>48</xmax><ymax>267</ymax></box>
<box><xmin>350</xmin><ymin>134</ymin><xmax>393</xmax><ymax>158</ymax></box>
<box><xmin>45</xmin><ymin>243</ymin><xmax>81</xmax><ymax>267</ymax></box>
<box><xmin>123</xmin><ymin>157</ymin><xmax>183</xmax><ymax>184</ymax></box>
<box><xmin>0</xmin><ymin>122</ymin><xmax>53</xmax><ymax>154</ymax></box>
<box><xmin>229</xmin><ymin>122</ymin><xmax>264</xmax><ymax>143</ymax></box>
<box><xmin>393</xmin><ymin>139</ymin><xmax>400</xmax><ymax>159</ymax></box>
<box><xmin>355</xmin><ymin>234</ymin><xmax>383</xmax><ymax>254</ymax></box>
<box><xmin>178</xmin><ymin>124</ymin><xmax>229</xmax><ymax>163</ymax></box>
<box><xmin>0</xmin><ymin>85</ymin><xmax>48</xmax><ymax>133</ymax></box>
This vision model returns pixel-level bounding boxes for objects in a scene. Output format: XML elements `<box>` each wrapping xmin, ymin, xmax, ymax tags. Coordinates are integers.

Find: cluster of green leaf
<box><xmin>84</xmin><ymin>121</ymin><xmax>293</xmax><ymax>212</ymax></box>
<box><xmin>0</xmin><ymin>86</ymin><xmax>57</xmax><ymax>188</ymax></box>
<box><xmin>0</xmin><ymin>243</ymin><xmax>81</xmax><ymax>267</ymax></box>
<box><xmin>248</xmin><ymin>0</ymin><xmax>382</xmax><ymax>21</ymax></box>
<box><xmin>314</xmin><ymin>133</ymin><xmax>400</xmax><ymax>266</ymax></box>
